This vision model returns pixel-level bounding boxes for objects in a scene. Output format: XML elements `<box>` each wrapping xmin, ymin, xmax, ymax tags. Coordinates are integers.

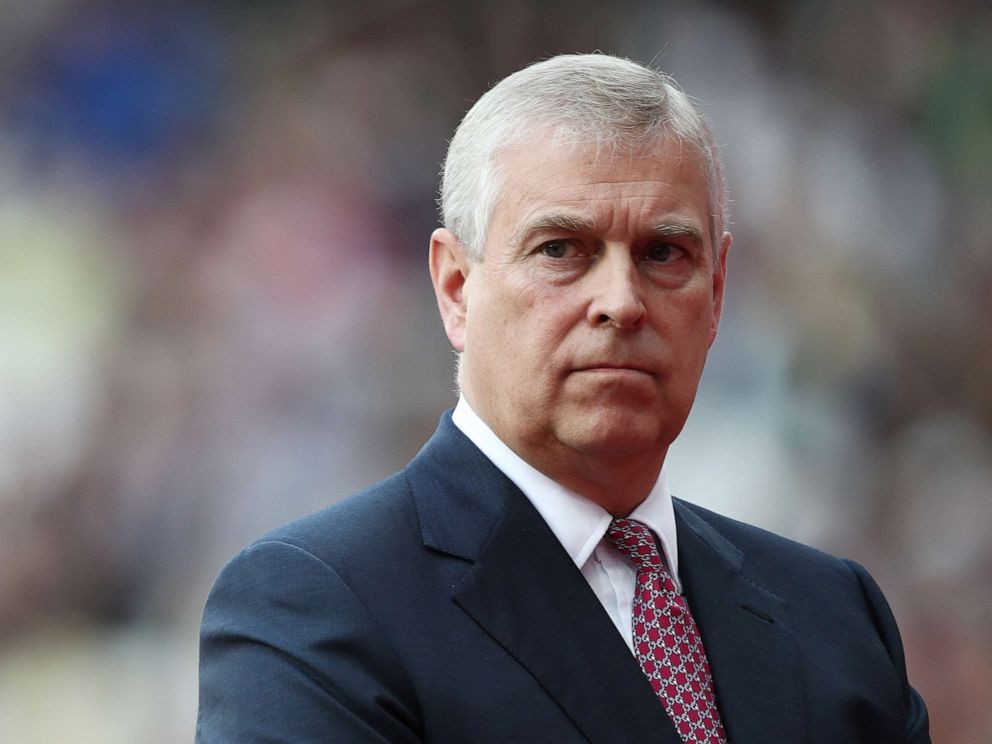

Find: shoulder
<box><xmin>675</xmin><ymin>499</ymin><xmax>930</xmax><ymax>741</ymax></box>
<box><xmin>196</xmin><ymin>470</ymin><xmax>426</xmax><ymax>742</ymax></box>
<box><xmin>199</xmin><ymin>467</ymin><xmax>429</xmax><ymax>679</ymax></box>
<box><xmin>674</xmin><ymin>497</ymin><xmax>904</xmax><ymax>629</ymax></box>
<box><xmin>206</xmin><ymin>469</ymin><xmax>430</xmax><ymax>607</ymax></box>
<box><xmin>675</xmin><ymin>498</ymin><xmax>856</xmax><ymax>579</ymax></box>
<box><xmin>675</xmin><ymin>498</ymin><xmax>902</xmax><ymax>665</ymax></box>
<box><xmin>259</xmin><ymin>470</ymin><xmax>418</xmax><ymax>561</ymax></box>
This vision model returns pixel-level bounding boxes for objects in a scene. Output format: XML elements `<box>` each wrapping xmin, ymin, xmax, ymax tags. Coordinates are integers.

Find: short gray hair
<box><xmin>439</xmin><ymin>53</ymin><xmax>729</xmax><ymax>261</ymax></box>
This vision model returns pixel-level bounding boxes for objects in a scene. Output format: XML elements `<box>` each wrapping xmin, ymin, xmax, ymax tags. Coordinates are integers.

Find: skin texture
<box><xmin>430</xmin><ymin>133</ymin><xmax>731</xmax><ymax>516</ymax></box>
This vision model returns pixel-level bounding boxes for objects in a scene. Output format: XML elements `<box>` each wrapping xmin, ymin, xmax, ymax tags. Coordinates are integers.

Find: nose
<box><xmin>587</xmin><ymin>250</ymin><xmax>647</xmax><ymax>331</ymax></box>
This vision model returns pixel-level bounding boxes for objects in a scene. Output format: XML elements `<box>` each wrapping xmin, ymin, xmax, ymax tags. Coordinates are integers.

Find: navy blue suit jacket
<box><xmin>197</xmin><ymin>412</ymin><xmax>930</xmax><ymax>742</ymax></box>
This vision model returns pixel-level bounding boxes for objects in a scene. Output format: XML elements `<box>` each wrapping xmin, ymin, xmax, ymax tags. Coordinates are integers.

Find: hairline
<box><xmin>439</xmin><ymin>54</ymin><xmax>729</xmax><ymax>262</ymax></box>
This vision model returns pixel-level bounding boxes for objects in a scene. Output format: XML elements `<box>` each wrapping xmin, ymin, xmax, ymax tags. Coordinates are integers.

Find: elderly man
<box><xmin>197</xmin><ymin>54</ymin><xmax>930</xmax><ymax>743</ymax></box>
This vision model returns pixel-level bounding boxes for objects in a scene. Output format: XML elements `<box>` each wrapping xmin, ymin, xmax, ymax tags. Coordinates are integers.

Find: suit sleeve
<box><xmin>196</xmin><ymin>540</ymin><xmax>423</xmax><ymax>743</ymax></box>
<box><xmin>845</xmin><ymin>560</ymin><xmax>931</xmax><ymax>744</ymax></box>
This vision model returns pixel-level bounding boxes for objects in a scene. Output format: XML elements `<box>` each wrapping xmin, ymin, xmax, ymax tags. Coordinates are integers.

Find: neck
<box><xmin>456</xmin><ymin>394</ymin><xmax>668</xmax><ymax>516</ymax></box>
<box><xmin>525</xmin><ymin>448</ymin><xmax>666</xmax><ymax>517</ymax></box>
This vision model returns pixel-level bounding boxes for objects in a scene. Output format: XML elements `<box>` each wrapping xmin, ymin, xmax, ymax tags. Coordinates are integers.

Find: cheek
<box><xmin>467</xmin><ymin>298</ymin><xmax>531</xmax><ymax>372</ymax></box>
<box><xmin>650</xmin><ymin>293</ymin><xmax>716</xmax><ymax>369</ymax></box>
<box><xmin>498</xmin><ymin>284</ymin><xmax>570</xmax><ymax>350</ymax></box>
<box><xmin>668</xmin><ymin>284</ymin><xmax>716</xmax><ymax>332</ymax></box>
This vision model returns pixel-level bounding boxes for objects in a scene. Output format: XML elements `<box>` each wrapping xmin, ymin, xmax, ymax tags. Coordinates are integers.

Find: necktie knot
<box><xmin>606</xmin><ymin>518</ymin><xmax>664</xmax><ymax>573</ymax></box>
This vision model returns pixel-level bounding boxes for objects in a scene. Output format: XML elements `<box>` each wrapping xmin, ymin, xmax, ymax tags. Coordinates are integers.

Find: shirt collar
<box><xmin>452</xmin><ymin>398</ymin><xmax>681</xmax><ymax>589</ymax></box>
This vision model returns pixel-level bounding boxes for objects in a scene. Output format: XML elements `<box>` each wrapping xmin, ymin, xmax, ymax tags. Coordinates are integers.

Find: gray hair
<box><xmin>439</xmin><ymin>53</ymin><xmax>729</xmax><ymax>261</ymax></box>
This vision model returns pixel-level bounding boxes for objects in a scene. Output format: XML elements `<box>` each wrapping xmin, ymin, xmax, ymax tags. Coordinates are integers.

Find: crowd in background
<box><xmin>0</xmin><ymin>1</ymin><xmax>989</xmax><ymax>741</ymax></box>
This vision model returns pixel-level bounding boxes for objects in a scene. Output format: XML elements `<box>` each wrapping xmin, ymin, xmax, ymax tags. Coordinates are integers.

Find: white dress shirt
<box><xmin>452</xmin><ymin>398</ymin><xmax>681</xmax><ymax>653</ymax></box>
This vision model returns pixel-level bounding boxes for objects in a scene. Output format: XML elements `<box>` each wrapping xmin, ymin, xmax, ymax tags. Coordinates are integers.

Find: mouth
<box><xmin>572</xmin><ymin>363</ymin><xmax>655</xmax><ymax>377</ymax></box>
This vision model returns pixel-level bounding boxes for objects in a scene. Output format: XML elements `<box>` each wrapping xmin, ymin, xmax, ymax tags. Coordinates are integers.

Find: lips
<box><xmin>573</xmin><ymin>363</ymin><xmax>655</xmax><ymax>376</ymax></box>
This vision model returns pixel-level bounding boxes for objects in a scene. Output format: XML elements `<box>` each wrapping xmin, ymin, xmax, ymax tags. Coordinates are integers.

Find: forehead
<box><xmin>488</xmin><ymin>134</ymin><xmax>712</xmax><ymax>244</ymax></box>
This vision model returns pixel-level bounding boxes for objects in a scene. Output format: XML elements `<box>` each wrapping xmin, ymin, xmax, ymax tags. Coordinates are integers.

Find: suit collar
<box><xmin>404</xmin><ymin>411</ymin><xmax>513</xmax><ymax>561</ymax></box>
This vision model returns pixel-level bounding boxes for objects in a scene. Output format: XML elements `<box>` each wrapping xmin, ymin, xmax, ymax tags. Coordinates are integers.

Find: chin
<box><xmin>558</xmin><ymin>410</ymin><xmax>671</xmax><ymax>456</ymax></box>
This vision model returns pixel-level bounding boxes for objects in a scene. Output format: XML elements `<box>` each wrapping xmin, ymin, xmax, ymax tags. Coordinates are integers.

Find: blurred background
<box><xmin>0</xmin><ymin>0</ymin><xmax>989</xmax><ymax>741</ymax></box>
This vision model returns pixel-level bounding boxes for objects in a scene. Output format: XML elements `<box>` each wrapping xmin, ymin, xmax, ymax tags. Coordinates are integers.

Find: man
<box><xmin>197</xmin><ymin>54</ymin><xmax>930</xmax><ymax>743</ymax></box>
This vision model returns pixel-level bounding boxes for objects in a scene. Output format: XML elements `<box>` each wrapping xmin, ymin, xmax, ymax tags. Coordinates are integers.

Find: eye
<box><xmin>540</xmin><ymin>240</ymin><xmax>572</xmax><ymax>258</ymax></box>
<box><xmin>645</xmin><ymin>242</ymin><xmax>681</xmax><ymax>263</ymax></box>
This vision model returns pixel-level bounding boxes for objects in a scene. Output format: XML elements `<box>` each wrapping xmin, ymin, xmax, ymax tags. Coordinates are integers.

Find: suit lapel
<box><xmin>407</xmin><ymin>415</ymin><xmax>679</xmax><ymax>744</ymax></box>
<box><xmin>675</xmin><ymin>501</ymin><xmax>807</xmax><ymax>743</ymax></box>
<box><xmin>453</xmin><ymin>487</ymin><xmax>682</xmax><ymax>744</ymax></box>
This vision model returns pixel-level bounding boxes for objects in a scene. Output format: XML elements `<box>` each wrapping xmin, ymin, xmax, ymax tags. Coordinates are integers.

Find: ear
<box><xmin>708</xmin><ymin>230</ymin><xmax>732</xmax><ymax>346</ymax></box>
<box><xmin>429</xmin><ymin>228</ymin><xmax>472</xmax><ymax>352</ymax></box>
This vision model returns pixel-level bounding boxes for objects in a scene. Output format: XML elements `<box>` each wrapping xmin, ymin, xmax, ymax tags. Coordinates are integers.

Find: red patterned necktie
<box><xmin>606</xmin><ymin>518</ymin><xmax>727</xmax><ymax>743</ymax></box>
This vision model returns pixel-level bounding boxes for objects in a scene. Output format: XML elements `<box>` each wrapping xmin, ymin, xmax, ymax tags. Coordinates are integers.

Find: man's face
<box><xmin>432</xmin><ymin>133</ymin><xmax>729</xmax><ymax>493</ymax></box>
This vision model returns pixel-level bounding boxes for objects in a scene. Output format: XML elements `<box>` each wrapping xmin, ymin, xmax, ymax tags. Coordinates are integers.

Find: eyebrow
<box><xmin>514</xmin><ymin>212</ymin><xmax>597</xmax><ymax>244</ymax></box>
<box><xmin>514</xmin><ymin>212</ymin><xmax>705</xmax><ymax>249</ymax></box>
<box><xmin>647</xmin><ymin>221</ymin><xmax>705</xmax><ymax>249</ymax></box>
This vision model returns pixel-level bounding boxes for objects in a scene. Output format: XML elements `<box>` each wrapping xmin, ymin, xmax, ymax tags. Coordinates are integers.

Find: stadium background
<box><xmin>0</xmin><ymin>1</ymin><xmax>989</xmax><ymax>741</ymax></box>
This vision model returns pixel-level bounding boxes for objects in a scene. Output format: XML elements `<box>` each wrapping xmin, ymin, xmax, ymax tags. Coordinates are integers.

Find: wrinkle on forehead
<box><xmin>510</xmin><ymin>207</ymin><xmax>707</xmax><ymax>251</ymax></box>
<box><xmin>493</xmin><ymin>131</ymin><xmax>718</xmax><ymax>244</ymax></box>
